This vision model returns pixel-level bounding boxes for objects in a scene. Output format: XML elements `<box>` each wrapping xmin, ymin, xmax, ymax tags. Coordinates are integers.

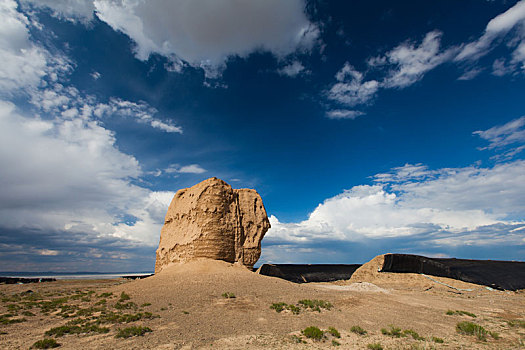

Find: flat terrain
<box><xmin>1</xmin><ymin>258</ymin><xmax>524</xmax><ymax>349</ymax></box>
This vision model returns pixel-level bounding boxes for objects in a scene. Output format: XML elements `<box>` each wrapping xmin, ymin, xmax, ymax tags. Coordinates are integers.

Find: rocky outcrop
<box><xmin>155</xmin><ymin>177</ymin><xmax>270</xmax><ymax>273</ymax></box>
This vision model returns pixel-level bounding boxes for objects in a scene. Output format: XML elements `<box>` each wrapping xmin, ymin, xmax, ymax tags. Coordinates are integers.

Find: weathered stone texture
<box><xmin>155</xmin><ymin>177</ymin><xmax>270</xmax><ymax>273</ymax></box>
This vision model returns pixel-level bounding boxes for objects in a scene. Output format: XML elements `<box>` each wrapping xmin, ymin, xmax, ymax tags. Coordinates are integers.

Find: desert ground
<box><xmin>1</xmin><ymin>257</ymin><xmax>524</xmax><ymax>349</ymax></box>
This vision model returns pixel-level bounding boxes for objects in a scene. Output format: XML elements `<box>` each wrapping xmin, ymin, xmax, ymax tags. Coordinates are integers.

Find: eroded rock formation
<box><xmin>155</xmin><ymin>177</ymin><xmax>270</xmax><ymax>273</ymax></box>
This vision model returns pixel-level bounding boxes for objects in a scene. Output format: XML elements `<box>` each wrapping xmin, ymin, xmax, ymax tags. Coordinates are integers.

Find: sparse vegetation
<box><xmin>298</xmin><ymin>299</ymin><xmax>332</xmax><ymax>312</ymax></box>
<box><xmin>507</xmin><ymin>319</ymin><xmax>525</xmax><ymax>328</ymax></box>
<box><xmin>114</xmin><ymin>301</ymin><xmax>137</xmax><ymax>310</ymax></box>
<box><xmin>290</xmin><ymin>334</ymin><xmax>306</xmax><ymax>344</ymax></box>
<box><xmin>403</xmin><ymin>329</ymin><xmax>425</xmax><ymax>340</ymax></box>
<box><xmin>97</xmin><ymin>292</ymin><xmax>113</xmax><ymax>298</ymax></box>
<box><xmin>367</xmin><ymin>343</ymin><xmax>383</xmax><ymax>350</ymax></box>
<box><xmin>328</xmin><ymin>326</ymin><xmax>341</xmax><ymax>338</ymax></box>
<box><xmin>350</xmin><ymin>325</ymin><xmax>367</xmax><ymax>335</ymax></box>
<box><xmin>0</xmin><ymin>313</ymin><xmax>26</xmax><ymax>324</ymax></box>
<box><xmin>182</xmin><ymin>310</ymin><xmax>189</xmax><ymax>314</ymax></box>
<box><xmin>31</xmin><ymin>338</ymin><xmax>60</xmax><ymax>349</ymax></box>
<box><xmin>221</xmin><ymin>292</ymin><xmax>236</xmax><ymax>298</ymax></box>
<box><xmin>446</xmin><ymin>310</ymin><xmax>476</xmax><ymax>318</ymax></box>
<box><xmin>456</xmin><ymin>321</ymin><xmax>488</xmax><ymax>341</ymax></box>
<box><xmin>489</xmin><ymin>331</ymin><xmax>500</xmax><ymax>339</ymax></box>
<box><xmin>302</xmin><ymin>326</ymin><xmax>324</xmax><ymax>341</ymax></box>
<box><xmin>118</xmin><ymin>292</ymin><xmax>131</xmax><ymax>301</ymax></box>
<box><xmin>287</xmin><ymin>304</ymin><xmax>301</xmax><ymax>314</ymax></box>
<box><xmin>332</xmin><ymin>339</ymin><xmax>340</xmax><ymax>346</ymax></box>
<box><xmin>141</xmin><ymin>302</ymin><xmax>151</xmax><ymax>307</ymax></box>
<box><xmin>270</xmin><ymin>302</ymin><xmax>287</xmax><ymax>313</ymax></box>
<box><xmin>270</xmin><ymin>299</ymin><xmax>333</xmax><ymax>314</ymax></box>
<box><xmin>381</xmin><ymin>325</ymin><xmax>403</xmax><ymax>337</ymax></box>
<box><xmin>45</xmin><ymin>322</ymin><xmax>109</xmax><ymax>337</ymax></box>
<box><xmin>115</xmin><ymin>326</ymin><xmax>152</xmax><ymax>338</ymax></box>
<box><xmin>432</xmin><ymin>336</ymin><xmax>444</xmax><ymax>343</ymax></box>
<box><xmin>96</xmin><ymin>311</ymin><xmax>158</xmax><ymax>324</ymax></box>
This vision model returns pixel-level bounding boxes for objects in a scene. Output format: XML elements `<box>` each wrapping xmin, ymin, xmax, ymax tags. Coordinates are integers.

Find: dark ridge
<box><xmin>257</xmin><ymin>264</ymin><xmax>362</xmax><ymax>283</ymax></box>
<box><xmin>121</xmin><ymin>274</ymin><xmax>154</xmax><ymax>280</ymax></box>
<box><xmin>0</xmin><ymin>277</ymin><xmax>56</xmax><ymax>284</ymax></box>
<box><xmin>381</xmin><ymin>254</ymin><xmax>525</xmax><ymax>291</ymax></box>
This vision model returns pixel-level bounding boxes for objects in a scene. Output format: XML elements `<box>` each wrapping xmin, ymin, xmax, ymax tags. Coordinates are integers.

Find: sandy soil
<box><xmin>1</xmin><ymin>258</ymin><xmax>524</xmax><ymax>349</ymax></box>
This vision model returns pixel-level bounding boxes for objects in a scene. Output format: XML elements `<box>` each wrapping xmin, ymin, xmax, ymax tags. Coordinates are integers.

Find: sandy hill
<box><xmin>1</xmin><ymin>257</ymin><xmax>524</xmax><ymax>349</ymax></box>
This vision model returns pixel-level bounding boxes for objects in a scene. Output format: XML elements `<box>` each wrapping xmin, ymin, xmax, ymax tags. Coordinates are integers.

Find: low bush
<box><xmin>432</xmin><ymin>336</ymin><xmax>444</xmax><ymax>343</ymax></box>
<box><xmin>446</xmin><ymin>310</ymin><xmax>476</xmax><ymax>318</ymax></box>
<box><xmin>350</xmin><ymin>325</ymin><xmax>367</xmax><ymax>335</ymax></box>
<box><xmin>270</xmin><ymin>302</ymin><xmax>287</xmax><ymax>313</ymax></box>
<box><xmin>367</xmin><ymin>343</ymin><xmax>383</xmax><ymax>350</ymax></box>
<box><xmin>302</xmin><ymin>326</ymin><xmax>324</xmax><ymax>341</ymax></box>
<box><xmin>31</xmin><ymin>339</ymin><xmax>60</xmax><ymax>349</ymax></box>
<box><xmin>298</xmin><ymin>299</ymin><xmax>332</xmax><ymax>312</ymax></box>
<box><xmin>328</xmin><ymin>327</ymin><xmax>341</xmax><ymax>338</ymax></box>
<box><xmin>381</xmin><ymin>325</ymin><xmax>402</xmax><ymax>337</ymax></box>
<box><xmin>118</xmin><ymin>292</ymin><xmax>131</xmax><ymax>302</ymax></box>
<box><xmin>403</xmin><ymin>329</ymin><xmax>425</xmax><ymax>340</ymax></box>
<box><xmin>115</xmin><ymin>326</ymin><xmax>152</xmax><ymax>338</ymax></box>
<box><xmin>456</xmin><ymin>321</ymin><xmax>487</xmax><ymax>341</ymax></box>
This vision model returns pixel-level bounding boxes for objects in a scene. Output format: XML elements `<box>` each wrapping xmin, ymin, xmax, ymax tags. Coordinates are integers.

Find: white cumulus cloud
<box><xmin>278</xmin><ymin>60</ymin><xmax>307</xmax><ymax>77</ymax></box>
<box><xmin>92</xmin><ymin>0</ymin><xmax>319</xmax><ymax>78</ymax></box>
<box><xmin>0</xmin><ymin>0</ymin><xmax>47</xmax><ymax>94</ymax></box>
<box><xmin>327</xmin><ymin>63</ymin><xmax>379</xmax><ymax>107</ymax></box>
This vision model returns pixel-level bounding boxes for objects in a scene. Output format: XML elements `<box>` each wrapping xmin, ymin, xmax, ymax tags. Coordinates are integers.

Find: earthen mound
<box><xmin>155</xmin><ymin>177</ymin><xmax>270</xmax><ymax>273</ymax></box>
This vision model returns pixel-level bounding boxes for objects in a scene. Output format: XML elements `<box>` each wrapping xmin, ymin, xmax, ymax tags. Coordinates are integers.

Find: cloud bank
<box><xmin>263</xmin><ymin>117</ymin><xmax>525</xmax><ymax>263</ymax></box>
<box><xmin>22</xmin><ymin>0</ymin><xmax>320</xmax><ymax>78</ymax></box>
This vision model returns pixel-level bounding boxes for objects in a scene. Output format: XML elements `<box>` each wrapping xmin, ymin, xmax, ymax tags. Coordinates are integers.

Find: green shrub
<box><xmin>328</xmin><ymin>327</ymin><xmax>341</xmax><ymax>338</ymax></box>
<box><xmin>298</xmin><ymin>299</ymin><xmax>332</xmax><ymax>312</ymax></box>
<box><xmin>302</xmin><ymin>326</ymin><xmax>324</xmax><ymax>341</ymax></box>
<box><xmin>350</xmin><ymin>325</ymin><xmax>367</xmax><ymax>335</ymax></box>
<box><xmin>97</xmin><ymin>292</ymin><xmax>113</xmax><ymax>298</ymax></box>
<box><xmin>221</xmin><ymin>292</ymin><xmax>236</xmax><ymax>299</ymax></box>
<box><xmin>446</xmin><ymin>310</ymin><xmax>476</xmax><ymax>318</ymax></box>
<box><xmin>31</xmin><ymin>339</ymin><xmax>60</xmax><ymax>349</ymax></box>
<box><xmin>367</xmin><ymin>343</ymin><xmax>383</xmax><ymax>350</ymax></box>
<box><xmin>96</xmin><ymin>311</ymin><xmax>157</xmax><ymax>324</ymax></box>
<box><xmin>270</xmin><ymin>302</ymin><xmax>287</xmax><ymax>313</ymax></box>
<box><xmin>45</xmin><ymin>322</ymin><xmax>109</xmax><ymax>337</ymax></box>
<box><xmin>118</xmin><ymin>292</ymin><xmax>131</xmax><ymax>302</ymax></box>
<box><xmin>141</xmin><ymin>303</ymin><xmax>151</xmax><ymax>307</ymax></box>
<box><xmin>432</xmin><ymin>336</ymin><xmax>444</xmax><ymax>343</ymax></box>
<box><xmin>115</xmin><ymin>326</ymin><xmax>152</xmax><ymax>338</ymax></box>
<box><xmin>456</xmin><ymin>321</ymin><xmax>487</xmax><ymax>341</ymax></box>
<box><xmin>381</xmin><ymin>325</ymin><xmax>402</xmax><ymax>337</ymax></box>
<box><xmin>403</xmin><ymin>329</ymin><xmax>425</xmax><ymax>340</ymax></box>
<box><xmin>114</xmin><ymin>301</ymin><xmax>137</xmax><ymax>310</ymax></box>
<box><xmin>287</xmin><ymin>304</ymin><xmax>301</xmax><ymax>315</ymax></box>
<box><xmin>332</xmin><ymin>339</ymin><xmax>340</xmax><ymax>346</ymax></box>
<box><xmin>0</xmin><ymin>314</ymin><xmax>26</xmax><ymax>324</ymax></box>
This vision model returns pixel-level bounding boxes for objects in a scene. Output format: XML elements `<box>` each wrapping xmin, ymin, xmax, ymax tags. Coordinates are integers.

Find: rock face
<box><xmin>155</xmin><ymin>177</ymin><xmax>270</xmax><ymax>273</ymax></box>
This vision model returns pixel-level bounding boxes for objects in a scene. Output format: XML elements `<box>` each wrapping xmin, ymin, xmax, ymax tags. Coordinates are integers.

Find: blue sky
<box><xmin>1</xmin><ymin>0</ymin><xmax>524</xmax><ymax>272</ymax></box>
